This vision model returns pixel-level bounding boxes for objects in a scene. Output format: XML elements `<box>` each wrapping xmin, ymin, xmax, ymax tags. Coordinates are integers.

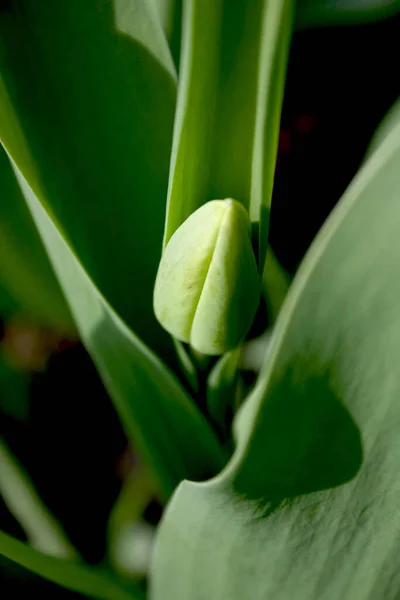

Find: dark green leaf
<box><xmin>0</xmin><ymin>0</ymin><xmax>176</xmax><ymax>358</ymax></box>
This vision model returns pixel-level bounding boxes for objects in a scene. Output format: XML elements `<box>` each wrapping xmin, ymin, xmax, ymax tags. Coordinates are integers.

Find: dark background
<box><xmin>1</xmin><ymin>13</ymin><xmax>400</xmax><ymax>598</ymax></box>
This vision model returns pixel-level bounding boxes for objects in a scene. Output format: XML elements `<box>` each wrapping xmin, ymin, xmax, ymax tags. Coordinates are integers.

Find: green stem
<box><xmin>263</xmin><ymin>248</ymin><xmax>290</xmax><ymax>322</ymax></box>
<box><xmin>108</xmin><ymin>457</ymin><xmax>158</xmax><ymax>575</ymax></box>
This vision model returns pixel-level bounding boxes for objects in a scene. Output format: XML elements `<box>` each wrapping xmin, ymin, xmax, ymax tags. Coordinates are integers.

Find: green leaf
<box><xmin>0</xmin><ymin>0</ymin><xmax>225</xmax><ymax>511</ymax></box>
<box><xmin>0</xmin><ymin>0</ymin><xmax>176</xmax><ymax>358</ymax></box>
<box><xmin>0</xmin><ymin>281</ymin><xmax>18</xmax><ymax>315</ymax></box>
<box><xmin>8</xmin><ymin>154</ymin><xmax>225</xmax><ymax>501</ymax></box>
<box><xmin>163</xmin><ymin>0</ymin><xmax>294</xmax><ymax>271</ymax></box>
<box><xmin>0</xmin><ymin>531</ymin><xmax>145</xmax><ymax>600</ymax></box>
<box><xmin>296</xmin><ymin>0</ymin><xmax>400</xmax><ymax>28</ymax></box>
<box><xmin>0</xmin><ymin>438</ymin><xmax>77</xmax><ymax>559</ymax></box>
<box><xmin>0</xmin><ymin>146</ymin><xmax>73</xmax><ymax>333</ymax></box>
<box><xmin>151</xmin><ymin>98</ymin><xmax>400</xmax><ymax>598</ymax></box>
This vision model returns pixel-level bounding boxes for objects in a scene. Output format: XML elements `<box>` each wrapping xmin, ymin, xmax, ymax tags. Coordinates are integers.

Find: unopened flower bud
<box><xmin>153</xmin><ymin>199</ymin><xmax>260</xmax><ymax>355</ymax></box>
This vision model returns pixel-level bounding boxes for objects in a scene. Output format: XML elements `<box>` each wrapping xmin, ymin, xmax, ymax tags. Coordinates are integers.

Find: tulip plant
<box><xmin>1</xmin><ymin>0</ymin><xmax>400</xmax><ymax>599</ymax></box>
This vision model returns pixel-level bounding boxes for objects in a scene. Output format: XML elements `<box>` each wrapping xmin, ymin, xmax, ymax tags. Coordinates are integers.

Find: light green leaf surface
<box><xmin>163</xmin><ymin>0</ymin><xmax>294</xmax><ymax>272</ymax></box>
<box><xmin>296</xmin><ymin>0</ymin><xmax>400</xmax><ymax>27</ymax></box>
<box><xmin>0</xmin><ymin>0</ymin><xmax>176</xmax><ymax>358</ymax></box>
<box><xmin>0</xmin><ymin>146</ymin><xmax>73</xmax><ymax>333</ymax></box>
<box><xmin>0</xmin><ymin>531</ymin><xmax>145</xmax><ymax>600</ymax></box>
<box><xmin>151</xmin><ymin>100</ymin><xmax>400</xmax><ymax>598</ymax></box>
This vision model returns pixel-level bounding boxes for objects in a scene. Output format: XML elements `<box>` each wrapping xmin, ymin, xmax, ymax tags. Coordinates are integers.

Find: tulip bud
<box><xmin>153</xmin><ymin>199</ymin><xmax>260</xmax><ymax>355</ymax></box>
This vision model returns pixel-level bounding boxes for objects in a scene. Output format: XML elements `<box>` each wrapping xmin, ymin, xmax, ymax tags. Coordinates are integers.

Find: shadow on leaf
<box><xmin>233</xmin><ymin>365</ymin><xmax>363</xmax><ymax>503</ymax></box>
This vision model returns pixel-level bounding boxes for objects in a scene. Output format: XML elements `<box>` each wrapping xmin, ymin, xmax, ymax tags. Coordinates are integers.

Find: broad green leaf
<box><xmin>7</xmin><ymin>152</ymin><xmax>225</xmax><ymax>501</ymax></box>
<box><xmin>0</xmin><ymin>438</ymin><xmax>77</xmax><ymax>559</ymax></box>
<box><xmin>163</xmin><ymin>0</ymin><xmax>294</xmax><ymax>271</ymax></box>
<box><xmin>0</xmin><ymin>146</ymin><xmax>73</xmax><ymax>333</ymax></box>
<box><xmin>151</xmin><ymin>99</ymin><xmax>400</xmax><ymax>598</ymax></box>
<box><xmin>0</xmin><ymin>0</ymin><xmax>176</xmax><ymax>359</ymax></box>
<box><xmin>296</xmin><ymin>0</ymin><xmax>400</xmax><ymax>28</ymax></box>
<box><xmin>0</xmin><ymin>531</ymin><xmax>144</xmax><ymax>600</ymax></box>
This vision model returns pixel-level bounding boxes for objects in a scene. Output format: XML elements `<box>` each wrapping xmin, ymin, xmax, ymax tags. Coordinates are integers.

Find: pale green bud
<box><xmin>153</xmin><ymin>199</ymin><xmax>260</xmax><ymax>355</ymax></box>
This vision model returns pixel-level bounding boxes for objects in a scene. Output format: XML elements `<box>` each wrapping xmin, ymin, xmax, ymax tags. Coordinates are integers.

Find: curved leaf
<box><xmin>0</xmin><ymin>0</ymin><xmax>176</xmax><ymax>358</ymax></box>
<box><xmin>151</xmin><ymin>98</ymin><xmax>400</xmax><ymax>598</ymax></box>
<box><xmin>8</xmin><ymin>154</ymin><xmax>226</xmax><ymax>501</ymax></box>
